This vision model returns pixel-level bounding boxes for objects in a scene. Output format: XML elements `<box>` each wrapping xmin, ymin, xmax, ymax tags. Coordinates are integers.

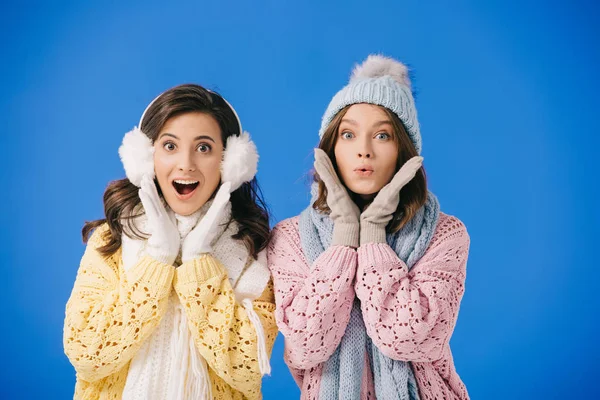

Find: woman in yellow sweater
<box><xmin>63</xmin><ymin>84</ymin><xmax>277</xmax><ymax>399</ymax></box>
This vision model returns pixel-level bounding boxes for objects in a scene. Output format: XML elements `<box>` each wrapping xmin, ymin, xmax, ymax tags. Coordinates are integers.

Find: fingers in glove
<box><xmin>141</xmin><ymin>176</ymin><xmax>164</xmax><ymax>213</ymax></box>
<box><xmin>139</xmin><ymin>185</ymin><xmax>160</xmax><ymax>223</ymax></box>
<box><xmin>387</xmin><ymin>156</ymin><xmax>424</xmax><ymax>194</ymax></box>
<box><xmin>400</xmin><ymin>156</ymin><xmax>424</xmax><ymax>176</ymax></box>
<box><xmin>213</xmin><ymin>182</ymin><xmax>232</xmax><ymax>205</ymax></box>
<box><xmin>314</xmin><ymin>149</ymin><xmax>344</xmax><ymax>191</ymax></box>
<box><xmin>201</xmin><ymin>182</ymin><xmax>231</xmax><ymax>229</ymax></box>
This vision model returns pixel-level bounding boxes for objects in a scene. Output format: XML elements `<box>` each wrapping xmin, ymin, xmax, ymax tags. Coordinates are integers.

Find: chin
<box><xmin>172</xmin><ymin>207</ymin><xmax>197</xmax><ymax>216</ymax></box>
<box><xmin>346</xmin><ymin>181</ymin><xmax>383</xmax><ymax>196</ymax></box>
<box><xmin>164</xmin><ymin>199</ymin><xmax>205</xmax><ymax>216</ymax></box>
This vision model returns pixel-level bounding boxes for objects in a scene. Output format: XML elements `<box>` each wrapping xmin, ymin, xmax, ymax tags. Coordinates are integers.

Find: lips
<box><xmin>354</xmin><ymin>165</ymin><xmax>374</xmax><ymax>177</ymax></box>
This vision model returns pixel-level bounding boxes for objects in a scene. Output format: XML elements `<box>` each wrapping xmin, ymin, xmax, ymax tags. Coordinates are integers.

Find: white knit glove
<box><xmin>360</xmin><ymin>156</ymin><xmax>423</xmax><ymax>245</ymax></box>
<box><xmin>313</xmin><ymin>149</ymin><xmax>361</xmax><ymax>248</ymax></box>
<box><xmin>138</xmin><ymin>175</ymin><xmax>180</xmax><ymax>264</ymax></box>
<box><xmin>182</xmin><ymin>182</ymin><xmax>232</xmax><ymax>262</ymax></box>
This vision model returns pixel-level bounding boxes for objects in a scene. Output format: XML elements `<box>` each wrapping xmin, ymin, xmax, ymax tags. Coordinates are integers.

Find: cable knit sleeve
<box><xmin>63</xmin><ymin>224</ymin><xmax>175</xmax><ymax>382</ymax></box>
<box><xmin>355</xmin><ymin>214</ymin><xmax>469</xmax><ymax>362</ymax></box>
<box><xmin>267</xmin><ymin>217</ymin><xmax>357</xmax><ymax>370</ymax></box>
<box><xmin>173</xmin><ymin>254</ymin><xmax>277</xmax><ymax>400</ymax></box>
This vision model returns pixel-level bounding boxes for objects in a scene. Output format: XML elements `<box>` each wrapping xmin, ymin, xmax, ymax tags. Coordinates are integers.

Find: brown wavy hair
<box><xmin>82</xmin><ymin>84</ymin><xmax>270</xmax><ymax>258</ymax></box>
<box><xmin>313</xmin><ymin>104</ymin><xmax>427</xmax><ymax>233</ymax></box>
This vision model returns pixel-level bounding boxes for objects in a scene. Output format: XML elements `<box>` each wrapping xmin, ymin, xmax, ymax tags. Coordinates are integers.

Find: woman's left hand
<box><xmin>181</xmin><ymin>182</ymin><xmax>232</xmax><ymax>262</ymax></box>
<box><xmin>360</xmin><ymin>156</ymin><xmax>423</xmax><ymax>245</ymax></box>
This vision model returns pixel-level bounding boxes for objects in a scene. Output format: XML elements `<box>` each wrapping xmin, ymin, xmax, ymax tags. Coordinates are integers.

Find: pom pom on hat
<box><xmin>350</xmin><ymin>54</ymin><xmax>411</xmax><ymax>88</ymax></box>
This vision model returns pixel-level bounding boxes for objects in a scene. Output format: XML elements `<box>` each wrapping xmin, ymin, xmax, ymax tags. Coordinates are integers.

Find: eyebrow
<box><xmin>340</xmin><ymin>118</ymin><xmax>358</xmax><ymax>126</ymax></box>
<box><xmin>340</xmin><ymin>119</ymin><xmax>392</xmax><ymax>128</ymax></box>
<box><xmin>158</xmin><ymin>133</ymin><xmax>216</xmax><ymax>143</ymax></box>
<box><xmin>372</xmin><ymin>120</ymin><xmax>393</xmax><ymax>128</ymax></box>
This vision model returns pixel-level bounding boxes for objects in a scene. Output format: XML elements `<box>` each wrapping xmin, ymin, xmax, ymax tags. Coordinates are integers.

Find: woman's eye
<box><xmin>197</xmin><ymin>143</ymin><xmax>212</xmax><ymax>153</ymax></box>
<box><xmin>163</xmin><ymin>142</ymin><xmax>176</xmax><ymax>151</ymax></box>
<box><xmin>341</xmin><ymin>131</ymin><xmax>354</xmax><ymax>139</ymax></box>
<box><xmin>375</xmin><ymin>132</ymin><xmax>391</xmax><ymax>140</ymax></box>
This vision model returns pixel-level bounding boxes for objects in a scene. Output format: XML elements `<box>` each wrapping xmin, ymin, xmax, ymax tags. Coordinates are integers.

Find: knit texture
<box><xmin>63</xmin><ymin>224</ymin><xmax>277</xmax><ymax>399</ymax></box>
<box><xmin>122</xmin><ymin>208</ymin><xmax>216</xmax><ymax>400</ymax></box>
<box><xmin>267</xmin><ymin>213</ymin><xmax>470</xmax><ymax>400</ymax></box>
<box><xmin>299</xmin><ymin>190</ymin><xmax>439</xmax><ymax>400</ymax></box>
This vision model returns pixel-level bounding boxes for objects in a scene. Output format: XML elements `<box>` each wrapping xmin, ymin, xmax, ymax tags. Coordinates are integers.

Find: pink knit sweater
<box><xmin>267</xmin><ymin>212</ymin><xmax>470</xmax><ymax>400</ymax></box>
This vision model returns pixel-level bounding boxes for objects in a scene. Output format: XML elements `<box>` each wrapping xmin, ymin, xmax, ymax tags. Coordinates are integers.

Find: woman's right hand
<box><xmin>138</xmin><ymin>175</ymin><xmax>180</xmax><ymax>265</ymax></box>
<box><xmin>313</xmin><ymin>148</ymin><xmax>360</xmax><ymax>247</ymax></box>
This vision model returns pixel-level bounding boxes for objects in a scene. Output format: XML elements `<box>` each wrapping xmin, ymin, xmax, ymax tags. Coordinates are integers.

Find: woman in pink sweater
<box><xmin>267</xmin><ymin>55</ymin><xmax>470</xmax><ymax>399</ymax></box>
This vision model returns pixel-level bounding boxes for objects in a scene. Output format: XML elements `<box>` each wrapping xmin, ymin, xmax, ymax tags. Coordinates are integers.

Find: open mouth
<box><xmin>172</xmin><ymin>179</ymin><xmax>199</xmax><ymax>197</ymax></box>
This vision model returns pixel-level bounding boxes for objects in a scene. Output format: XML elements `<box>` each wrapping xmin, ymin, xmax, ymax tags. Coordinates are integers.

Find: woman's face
<box><xmin>333</xmin><ymin>103</ymin><xmax>398</xmax><ymax>198</ymax></box>
<box><xmin>153</xmin><ymin>112</ymin><xmax>224</xmax><ymax>216</ymax></box>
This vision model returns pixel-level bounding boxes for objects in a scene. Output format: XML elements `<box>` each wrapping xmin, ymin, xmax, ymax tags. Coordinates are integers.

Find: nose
<box><xmin>357</xmin><ymin>136</ymin><xmax>373</xmax><ymax>159</ymax></box>
<box><xmin>355</xmin><ymin>135</ymin><xmax>373</xmax><ymax>159</ymax></box>
<box><xmin>177</xmin><ymin>153</ymin><xmax>196</xmax><ymax>172</ymax></box>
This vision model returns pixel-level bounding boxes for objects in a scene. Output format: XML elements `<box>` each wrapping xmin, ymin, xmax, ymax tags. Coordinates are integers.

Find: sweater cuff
<box><xmin>357</xmin><ymin>243</ymin><xmax>408</xmax><ymax>275</ymax></box>
<box><xmin>125</xmin><ymin>255</ymin><xmax>175</xmax><ymax>292</ymax></box>
<box><xmin>311</xmin><ymin>244</ymin><xmax>357</xmax><ymax>275</ymax></box>
<box><xmin>176</xmin><ymin>254</ymin><xmax>227</xmax><ymax>285</ymax></box>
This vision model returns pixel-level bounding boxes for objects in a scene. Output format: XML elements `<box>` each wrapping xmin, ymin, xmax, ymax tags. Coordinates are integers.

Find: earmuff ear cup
<box><xmin>118</xmin><ymin>127</ymin><xmax>155</xmax><ymax>187</ymax></box>
<box><xmin>220</xmin><ymin>131</ymin><xmax>258</xmax><ymax>192</ymax></box>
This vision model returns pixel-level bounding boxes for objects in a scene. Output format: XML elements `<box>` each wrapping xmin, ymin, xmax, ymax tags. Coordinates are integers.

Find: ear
<box><xmin>118</xmin><ymin>127</ymin><xmax>155</xmax><ymax>187</ymax></box>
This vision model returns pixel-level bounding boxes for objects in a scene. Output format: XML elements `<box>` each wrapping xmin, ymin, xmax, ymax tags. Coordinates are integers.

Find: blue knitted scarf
<box><xmin>299</xmin><ymin>184</ymin><xmax>440</xmax><ymax>400</ymax></box>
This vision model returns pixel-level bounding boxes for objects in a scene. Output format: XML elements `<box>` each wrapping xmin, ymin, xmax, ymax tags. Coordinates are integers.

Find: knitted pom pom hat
<box><xmin>318</xmin><ymin>54</ymin><xmax>422</xmax><ymax>154</ymax></box>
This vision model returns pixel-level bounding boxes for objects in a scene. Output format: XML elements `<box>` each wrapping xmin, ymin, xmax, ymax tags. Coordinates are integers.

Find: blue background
<box><xmin>2</xmin><ymin>1</ymin><xmax>598</xmax><ymax>399</ymax></box>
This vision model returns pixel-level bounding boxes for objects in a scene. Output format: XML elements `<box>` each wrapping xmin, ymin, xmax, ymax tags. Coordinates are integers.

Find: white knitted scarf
<box><xmin>120</xmin><ymin>199</ymin><xmax>270</xmax><ymax>400</ymax></box>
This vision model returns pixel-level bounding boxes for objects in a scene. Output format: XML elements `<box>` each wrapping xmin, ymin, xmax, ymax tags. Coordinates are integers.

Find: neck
<box><xmin>351</xmin><ymin>191</ymin><xmax>376</xmax><ymax>211</ymax></box>
<box><xmin>173</xmin><ymin>200</ymin><xmax>213</xmax><ymax>238</ymax></box>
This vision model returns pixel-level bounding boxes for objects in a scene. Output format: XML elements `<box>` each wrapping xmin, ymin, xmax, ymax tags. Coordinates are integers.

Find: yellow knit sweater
<box><xmin>63</xmin><ymin>224</ymin><xmax>277</xmax><ymax>399</ymax></box>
